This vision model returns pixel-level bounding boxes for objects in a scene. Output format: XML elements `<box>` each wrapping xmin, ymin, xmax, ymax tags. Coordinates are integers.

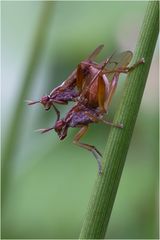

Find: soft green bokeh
<box><xmin>2</xmin><ymin>1</ymin><xmax>158</xmax><ymax>239</ymax></box>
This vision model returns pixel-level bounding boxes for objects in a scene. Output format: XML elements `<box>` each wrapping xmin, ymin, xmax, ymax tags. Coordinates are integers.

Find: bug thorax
<box><xmin>54</xmin><ymin>119</ymin><xmax>68</xmax><ymax>140</ymax></box>
<box><xmin>80</xmin><ymin>64</ymin><xmax>91</xmax><ymax>78</ymax></box>
<box><xmin>80</xmin><ymin>63</ymin><xmax>98</xmax><ymax>80</ymax></box>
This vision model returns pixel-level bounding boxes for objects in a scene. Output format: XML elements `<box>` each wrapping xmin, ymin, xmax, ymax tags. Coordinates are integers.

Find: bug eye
<box><xmin>54</xmin><ymin>120</ymin><xmax>67</xmax><ymax>140</ymax></box>
<box><xmin>40</xmin><ymin>95</ymin><xmax>50</xmax><ymax>105</ymax></box>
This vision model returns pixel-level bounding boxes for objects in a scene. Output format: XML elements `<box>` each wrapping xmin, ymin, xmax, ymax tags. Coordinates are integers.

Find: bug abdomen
<box><xmin>53</xmin><ymin>88</ymin><xmax>78</xmax><ymax>102</ymax></box>
<box><xmin>69</xmin><ymin>111</ymin><xmax>91</xmax><ymax>127</ymax></box>
<box><xmin>68</xmin><ymin>107</ymin><xmax>99</xmax><ymax>127</ymax></box>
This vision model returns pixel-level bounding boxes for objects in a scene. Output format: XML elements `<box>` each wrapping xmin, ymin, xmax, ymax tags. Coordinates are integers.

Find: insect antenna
<box><xmin>25</xmin><ymin>100</ymin><xmax>40</xmax><ymax>105</ymax></box>
<box><xmin>35</xmin><ymin>126</ymin><xmax>55</xmax><ymax>134</ymax></box>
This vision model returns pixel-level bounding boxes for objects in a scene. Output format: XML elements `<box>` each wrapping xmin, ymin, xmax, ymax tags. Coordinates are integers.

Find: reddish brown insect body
<box><xmin>27</xmin><ymin>45</ymin><xmax>104</xmax><ymax>120</ymax></box>
<box><xmin>30</xmin><ymin>45</ymin><xmax>144</xmax><ymax>174</ymax></box>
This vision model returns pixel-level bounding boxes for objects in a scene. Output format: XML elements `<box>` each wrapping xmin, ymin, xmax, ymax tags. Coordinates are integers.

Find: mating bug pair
<box><xmin>28</xmin><ymin>45</ymin><xmax>144</xmax><ymax>174</ymax></box>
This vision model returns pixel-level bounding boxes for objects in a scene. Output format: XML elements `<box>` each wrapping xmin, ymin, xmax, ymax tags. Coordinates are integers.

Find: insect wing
<box><xmin>87</xmin><ymin>44</ymin><xmax>104</xmax><ymax>61</ymax></box>
<box><xmin>50</xmin><ymin>45</ymin><xmax>104</xmax><ymax>97</ymax></box>
<box><xmin>108</xmin><ymin>51</ymin><xmax>133</xmax><ymax>68</ymax></box>
<box><xmin>49</xmin><ymin>69</ymin><xmax>77</xmax><ymax>97</ymax></box>
<box><xmin>102</xmin><ymin>51</ymin><xmax>133</xmax><ymax>111</ymax></box>
<box><xmin>104</xmin><ymin>51</ymin><xmax>133</xmax><ymax>80</ymax></box>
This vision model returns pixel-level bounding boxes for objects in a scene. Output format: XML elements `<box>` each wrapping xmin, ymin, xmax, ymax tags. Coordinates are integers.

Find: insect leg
<box><xmin>84</xmin><ymin>111</ymin><xmax>123</xmax><ymax>129</ymax></box>
<box><xmin>84</xmin><ymin>111</ymin><xmax>99</xmax><ymax>123</ymax></box>
<box><xmin>114</xmin><ymin>58</ymin><xmax>145</xmax><ymax>73</ymax></box>
<box><xmin>50</xmin><ymin>99</ymin><xmax>68</xmax><ymax>104</ymax></box>
<box><xmin>103</xmin><ymin>58</ymin><xmax>145</xmax><ymax>74</ymax></box>
<box><xmin>97</xmin><ymin>75</ymin><xmax>108</xmax><ymax>112</ymax></box>
<box><xmin>126</xmin><ymin>58</ymin><xmax>145</xmax><ymax>72</ymax></box>
<box><xmin>52</xmin><ymin>104</ymin><xmax>60</xmax><ymax>121</ymax></box>
<box><xmin>100</xmin><ymin>119</ymin><xmax>123</xmax><ymax>128</ymax></box>
<box><xmin>73</xmin><ymin>126</ymin><xmax>103</xmax><ymax>174</ymax></box>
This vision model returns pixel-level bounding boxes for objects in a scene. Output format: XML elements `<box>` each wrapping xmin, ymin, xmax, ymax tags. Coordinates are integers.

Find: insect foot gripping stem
<box><xmin>128</xmin><ymin>57</ymin><xmax>145</xmax><ymax>72</ymax></box>
<box><xmin>91</xmin><ymin>147</ymin><xmax>103</xmax><ymax>175</ymax></box>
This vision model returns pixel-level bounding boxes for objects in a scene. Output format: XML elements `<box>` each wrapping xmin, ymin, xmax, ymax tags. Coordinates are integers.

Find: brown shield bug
<box><xmin>36</xmin><ymin>46</ymin><xmax>144</xmax><ymax>174</ymax></box>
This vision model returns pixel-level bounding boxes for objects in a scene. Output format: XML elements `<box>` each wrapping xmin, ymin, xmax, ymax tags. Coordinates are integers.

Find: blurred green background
<box><xmin>2</xmin><ymin>1</ymin><xmax>158</xmax><ymax>239</ymax></box>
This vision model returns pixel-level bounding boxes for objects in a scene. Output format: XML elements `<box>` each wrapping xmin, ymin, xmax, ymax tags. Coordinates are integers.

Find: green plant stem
<box><xmin>2</xmin><ymin>2</ymin><xmax>54</xmax><ymax>202</ymax></box>
<box><xmin>79</xmin><ymin>1</ymin><xmax>159</xmax><ymax>239</ymax></box>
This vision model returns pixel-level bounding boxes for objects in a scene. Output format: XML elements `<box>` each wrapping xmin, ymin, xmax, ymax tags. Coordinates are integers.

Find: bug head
<box><xmin>40</xmin><ymin>95</ymin><xmax>53</xmax><ymax>110</ymax></box>
<box><xmin>26</xmin><ymin>95</ymin><xmax>53</xmax><ymax>110</ymax></box>
<box><xmin>54</xmin><ymin>119</ymin><xmax>68</xmax><ymax>140</ymax></box>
